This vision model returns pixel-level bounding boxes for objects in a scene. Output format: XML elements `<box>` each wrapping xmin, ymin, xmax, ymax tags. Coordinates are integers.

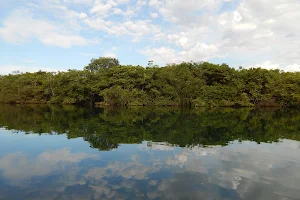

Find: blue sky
<box><xmin>0</xmin><ymin>0</ymin><xmax>300</xmax><ymax>74</ymax></box>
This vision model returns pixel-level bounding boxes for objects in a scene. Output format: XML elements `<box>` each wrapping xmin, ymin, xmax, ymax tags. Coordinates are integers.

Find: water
<box><xmin>0</xmin><ymin>105</ymin><xmax>300</xmax><ymax>200</ymax></box>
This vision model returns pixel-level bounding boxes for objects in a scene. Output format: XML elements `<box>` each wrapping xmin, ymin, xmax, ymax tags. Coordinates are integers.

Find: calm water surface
<box><xmin>0</xmin><ymin>105</ymin><xmax>300</xmax><ymax>200</ymax></box>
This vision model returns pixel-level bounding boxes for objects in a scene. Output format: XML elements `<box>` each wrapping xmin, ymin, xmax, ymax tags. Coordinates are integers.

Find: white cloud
<box><xmin>67</xmin><ymin>0</ymin><xmax>94</xmax><ymax>4</ymax></box>
<box><xmin>139</xmin><ymin>47</ymin><xmax>180</xmax><ymax>64</ymax></box>
<box><xmin>148</xmin><ymin>0</ymin><xmax>163</xmax><ymax>9</ymax></box>
<box><xmin>79</xmin><ymin>12</ymin><xmax>88</xmax><ymax>19</ymax></box>
<box><xmin>150</xmin><ymin>12</ymin><xmax>159</xmax><ymax>19</ymax></box>
<box><xmin>116</xmin><ymin>0</ymin><xmax>130</xmax><ymax>4</ymax></box>
<box><xmin>249</xmin><ymin>61</ymin><xmax>300</xmax><ymax>72</ymax></box>
<box><xmin>232</xmin><ymin>23</ymin><xmax>257</xmax><ymax>31</ymax></box>
<box><xmin>1</xmin><ymin>0</ymin><xmax>300</xmax><ymax>71</ymax></box>
<box><xmin>117</xmin><ymin>20</ymin><xmax>161</xmax><ymax>38</ymax></box>
<box><xmin>112</xmin><ymin>8</ymin><xmax>123</xmax><ymax>14</ymax></box>
<box><xmin>84</xmin><ymin>18</ymin><xmax>161</xmax><ymax>39</ymax></box>
<box><xmin>137</xmin><ymin>0</ymin><xmax>147</xmax><ymax>7</ymax></box>
<box><xmin>233</xmin><ymin>11</ymin><xmax>242</xmax><ymax>23</ymax></box>
<box><xmin>141</xmin><ymin>0</ymin><xmax>300</xmax><ymax>69</ymax></box>
<box><xmin>139</xmin><ymin>42</ymin><xmax>218</xmax><ymax>64</ymax></box>
<box><xmin>90</xmin><ymin>1</ymin><xmax>115</xmax><ymax>16</ymax></box>
<box><xmin>83</xmin><ymin>17</ymin><xmax>110</xmax><ymax>30</ymax></box>
<box><xmin>112</xmin><ymin>7</ymin><xmax>135</xmax><ymax>16</ymax></box>
<box><xmin>0</xmin><ymin>9</ymin><xmax>91</xmax><ymax>48</ymax></box>
<box><xmin>149</xmin><ymin>0</ymin><xmax>227</xmax><ymax>23</ymax></box>
<box><xmin>41</xmin><ymin>34</ymin><xmax>89</xmax><ymax>47</ymax></box>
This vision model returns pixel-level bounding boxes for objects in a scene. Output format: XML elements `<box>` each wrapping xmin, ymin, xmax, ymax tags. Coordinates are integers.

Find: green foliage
<box><xmin>84</xmin><ymin>57</ymin><xmax>120</xmax><ymax>72</ymax></box>
<box><xmin>1</xmin><ymin>58</ymin><xmax>300</xmax><ymax>107</ymax></box>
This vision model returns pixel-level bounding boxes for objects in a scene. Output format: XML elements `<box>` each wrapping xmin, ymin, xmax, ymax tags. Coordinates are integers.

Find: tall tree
<box><xmin>84</xmin><ymin>57</ymin><xmax>120</xmax><ymax>73</ymax></box>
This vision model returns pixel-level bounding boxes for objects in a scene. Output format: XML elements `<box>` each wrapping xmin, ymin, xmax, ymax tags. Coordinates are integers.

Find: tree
<box><xmin>84</xmin><ymin>57</ymin><xmax>120</xmax><ymax>73</ymax></box>
<box><xmin>1</xmin><ymin>57</ymin><xmax>300</xmax><ymax>107</ymax></box>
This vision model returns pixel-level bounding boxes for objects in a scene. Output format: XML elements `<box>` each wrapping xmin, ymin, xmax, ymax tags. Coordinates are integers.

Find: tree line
<box><xmin>0</xmin><ymin>105</ymin><xmax>299</xmax><ymax>151</ymax></box>
<box><xmin>1</xmin><ymin>57</ymin><xmax>300</xmax><ymax>107</ymax></box>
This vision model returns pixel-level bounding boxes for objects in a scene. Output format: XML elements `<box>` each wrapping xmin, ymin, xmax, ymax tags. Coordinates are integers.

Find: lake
<box><xmin>0</xmin><ymin>105</ymin><xmax>300</xmax><ymax>200</ymax></box>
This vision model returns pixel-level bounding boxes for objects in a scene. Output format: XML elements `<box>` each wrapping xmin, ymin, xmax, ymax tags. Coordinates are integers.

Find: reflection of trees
<box><xmin>0</xmin><ymin>105</ymin><xmax>300</xmax><ymax>151</ymax></box>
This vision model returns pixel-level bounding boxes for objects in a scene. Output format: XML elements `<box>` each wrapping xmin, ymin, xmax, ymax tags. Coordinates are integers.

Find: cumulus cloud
<box><xmin>0</xmin><ymin>9</ymin><xmax>92</xmax><ymax>48</ymax></box>
<box><xmin>142</xmin><ymin>0</ymin><xmax>300</xmax><ymax>70</ymax></box>
<box><xmin>90</xmin><ymin>1</ymin><xmax>115</xmax><ymax>16</ymax></box>
<box><xmin>248</xmin><ymin>61</ymin><xmax>300</xmax><ymax>72</ymax></box>
<box><xmin>0</xmin><ymin>0</ymin><xmax>300</xmax><ymax>71</ymax></box>
<box><xmin>139</xmin><ymin>42</ymin><xmax>218</xmax><ymax>64</ymax></box>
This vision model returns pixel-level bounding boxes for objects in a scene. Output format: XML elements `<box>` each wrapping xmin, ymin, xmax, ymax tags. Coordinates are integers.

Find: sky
<box><xmin>0</xmin><ymin>0</ymin><xmax>299</xmax><ymax>74</ymax></box>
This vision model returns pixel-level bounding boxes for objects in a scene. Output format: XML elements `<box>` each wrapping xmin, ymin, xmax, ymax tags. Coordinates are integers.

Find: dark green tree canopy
<box><xmin>1</xmin><ymin>57</ymin><xmax>300</xmax><ymax>107</ymax></box>
<box><xmin>84</xmin><ymin>57</ymin><xmax>120</xmax><ymax>72</ymax></box>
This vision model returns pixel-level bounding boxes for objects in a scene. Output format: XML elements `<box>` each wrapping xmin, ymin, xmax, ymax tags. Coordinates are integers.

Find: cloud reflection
<box><xmin>0</xmin><ymin>140</ymin><xmax>300</xmax><ymax>199</ymax></box>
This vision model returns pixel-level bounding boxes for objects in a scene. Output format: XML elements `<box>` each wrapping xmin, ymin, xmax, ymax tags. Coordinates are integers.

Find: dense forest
<box><xmin>0</xmin><ymin>105</ymin><xmax>300</xmax><ymax>151</ymax></box>
<box><xmin>1</xmin><ymin>57</ymin><xmax>300</xmax><ymax>107</ymax></box>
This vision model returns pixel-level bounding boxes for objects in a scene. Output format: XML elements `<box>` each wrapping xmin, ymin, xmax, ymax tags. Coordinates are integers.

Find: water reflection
<box><xmin>1</xmin><ymin>105</ymin><xmax>300</xmax><ymax>149</ymax></box>
<box><xmin>0</xmin><ymin>105</ymin><xmax>300</xmax><ymax>199</ymax></box>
